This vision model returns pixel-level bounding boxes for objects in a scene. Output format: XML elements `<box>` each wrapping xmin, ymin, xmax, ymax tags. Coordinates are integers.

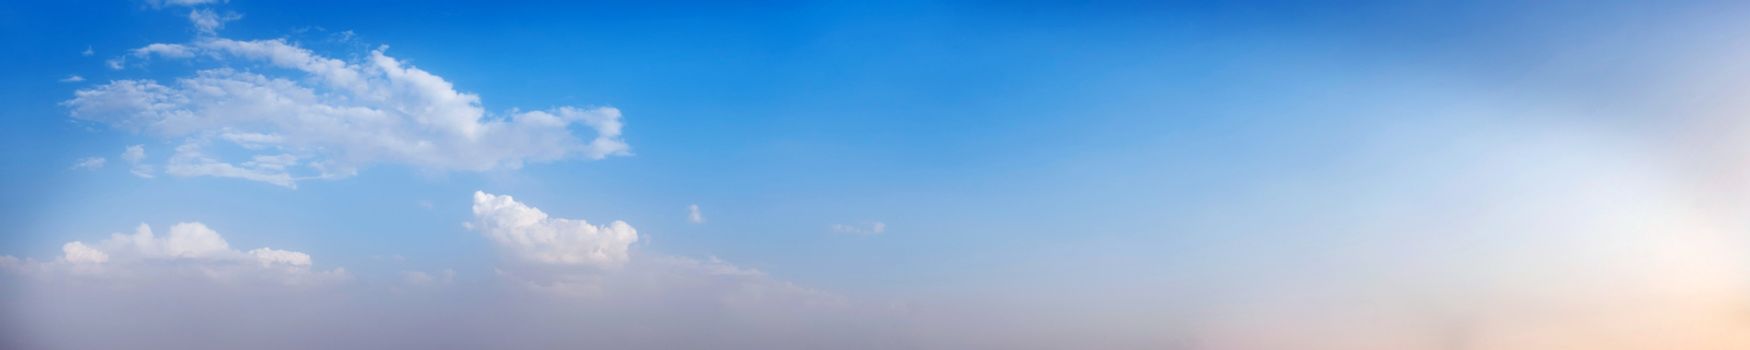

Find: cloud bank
<box><xmin>1</xmin><ymin>222</ymin><xmax>345</xmax><ymax>287</ymax></box>
<box><xmin>0</xmin><ymin>194</ymin><xmax>893</xmax><ymax>350</ymax></box>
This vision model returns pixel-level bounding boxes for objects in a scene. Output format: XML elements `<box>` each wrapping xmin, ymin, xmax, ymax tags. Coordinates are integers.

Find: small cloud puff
<box><xmin>688</xmin><ymin>204</ymin><xmax>705</xmax><ymax>224</ymax></box>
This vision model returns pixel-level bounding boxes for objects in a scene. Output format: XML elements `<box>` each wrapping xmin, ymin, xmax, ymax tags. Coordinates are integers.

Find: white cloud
<box><xmin>70</xmin><ymin>156</ymin><xmax>106</xmax><ymax>170</ymax></box>
<box><xmin>97</xmin><ymin>222</ymin><xmax>233</xmax><ymax>260</ymax></box>
<box><xmin>188</xmin><ymin>9</ymin><xmax>240</xmax><ymax>34</ymax></box>
<box><xmin>1</xmin><ymin>197</ymin><xmax>880</xmax><ymax>349</ymax></box>
<box><xmin>10</xmin><ymin>222</ymin><xmax>344</xmax><ymax>286</ymax></box>
<box><xmin>465</xmin><ymin>191</ymin><xmax>844</xmax><ymax>307</ymax></box>
<box><xmin>69</xmin><ymin>34</ymin><xmax>630</xmax><ymax>187</ymax></box>
<box><xmin>82</xmin><ymin>45</ymin><xmax>94</xmax><ymax>56</ymax></box>
<box><xmin>61</xmin><ymin>242</ymin><xmax>108</xmax><ymax>264</ymax></box>
<box><xmin>468</xmin><ymin>191</ymin><xmax>638</xmax><ymax>268</ymax></box>
<box><xmin>131</xmin><ymin>43</ymin><xmax>194</xmax><ymax>59</ymax></box>
<box><xmin>103</xmin><ymin>43</ymin><xmax>195</xmax><ymax>69</ymax></box>
<box><xmin>248</xmin><ymin>248</ymin><xmax>311</xmax><ymax>267</ymax></box>
<box><xmin>122</xmin><ymin>144</ymin><xmax>154</xmax><ymax>178</ymax></box>
<box><xmin>830</xmin><ymin>222</ymin><xmax>885</xmax><ymax>235</ymax></box>
<box><xmin>122</xmin><ymin>145</ymin><xmax>146</xmax><ymax>163</ymax></box>
<box><xmin>165</xmin><ymin>141</ymin><xmax>298</xmax><ymax>187</ymax></box>
<box><xmin>59</xmin><ymin>75</ymin><xmax>84</xmax><ymax>83</ymax></box>
<box><xmin>687</xmin><ymin>204</ymin><xmax>705</xmax><ymax>224</ymax></box>
<box><xmin>146</xmin><ymin>0</ymin><xmax>224</xmax><ymax>7</ymax></box>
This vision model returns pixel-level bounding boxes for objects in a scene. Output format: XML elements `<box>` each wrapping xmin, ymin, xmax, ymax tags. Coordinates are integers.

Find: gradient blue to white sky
<box><xmin>6</xmin><ymin>1</ymin><xmax>1750</xmax><ymax>349</ymax></box>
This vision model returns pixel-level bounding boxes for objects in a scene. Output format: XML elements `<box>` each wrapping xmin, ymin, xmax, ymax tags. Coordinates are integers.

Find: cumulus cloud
<box><xmin>831</xmin><ymin>222</ymin><xmax>885</xmax><ymax>235</ymax></box>
<box><xmin>70</xmin><ymin>156</ymin><xmax>105</xmax><ymax>170</ymax></box>
<box><xmin>60</xmin><ymin>242</ymin><xmax>108</xmax><ymax>264</ymax></box>
<box><xmin>72</xmin><ymin>222</ymin><xmax>292</xmax><ymax>264</ymax></box>
<box><xmin>248</xmin><ymin>248</ymin><xmax>312</xmax><ymax>267</ymax></box>
<box><xmin>688</xmin><ymin>204</ymin><xmax>705</xmax><ymax>224</ymax></box>
<box><xmin>468</xmin><ymin>191</ymin><xmax>637</xmax><ymax>268</ymax></box>
<box><xmin>59</xmin><ymin>75</ymin><xmax>84</xmax><ymax>83</ymax></box>
<box><xmin>465</xmin><ymin>191</ymin><xmax>848</xmax><ymax>306</ymax></box>
<box><xmin>1</xmin><ymin>195</ymin><xmax>895</xmax><ymax>350</ymax></box>
<box><xmin>4</xmin><ymin>222</ymin><xmax>344</xmax><ymax>286</ymax></box>
<box><xmin>68</xmin><ymin>27</ymin><xmax>629</xmax><ymax>187</ymax></box>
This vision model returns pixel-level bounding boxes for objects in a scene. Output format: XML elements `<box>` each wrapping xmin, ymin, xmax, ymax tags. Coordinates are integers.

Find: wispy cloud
<box><xmin>145</xmin><ymin>0</ymin><xmax>224</xmax><ymax>8</ymax></box>
<box><xmin>687</xmin><ymin>204</ymin><xmax>705</xmax><ymax>224</ymax></box>
<box><xmin>187</xmin><ymin>9</ymin><xmax>241</xmax><ymax>34</ymax></box>
<box><xmin>164</xmin><ymin>142</ymin><xmax>299</xmax><ymax>188</ymax></box>
<box><xmin>830</xmin><ymin>222</ymin><xmax>885</xmax><ymax>236</ymax></box>
<box><xmin>70</xmin><ymin>156</ymin><xmax>105</xmax><ymax>170</ymax></box>
<box><xmin>121</xmin><ymin>144</ymin><xmax>154</xmax><ymax>178</ymax></box>
<box><xmin>67</xmin><ymin>14</ymin><xmax>628</xmax><ymax>188</ymax></box>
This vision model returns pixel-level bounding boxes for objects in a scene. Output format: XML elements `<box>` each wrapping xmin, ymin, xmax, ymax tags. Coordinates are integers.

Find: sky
<box><xmin>5</xmin><ymin>0</ymin><xmax>1750</xmax><ymax>349</ymax></box>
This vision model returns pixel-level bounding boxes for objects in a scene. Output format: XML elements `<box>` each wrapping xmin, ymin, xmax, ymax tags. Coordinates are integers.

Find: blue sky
<box><xmin>6</xmin><ymin>1</ymin><xmax>1750</xmax><ymax>349</ymax></box>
